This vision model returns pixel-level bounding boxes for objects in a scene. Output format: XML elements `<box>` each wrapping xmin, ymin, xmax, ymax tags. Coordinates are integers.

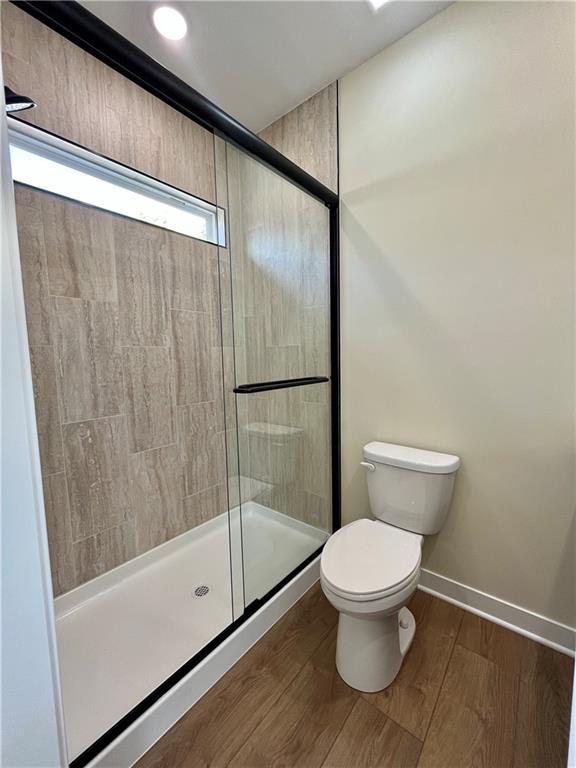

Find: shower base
<box><xmin>55</xmin><ymin>502</ymin><xmax>327</xmax><ymax>761</ymax></box>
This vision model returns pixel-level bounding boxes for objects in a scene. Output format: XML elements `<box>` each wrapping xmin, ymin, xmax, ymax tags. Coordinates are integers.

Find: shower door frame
<box><xmin>9</xmin><ymin>1</ymin><xmax>341</xmax><ymax>765</ymax></box>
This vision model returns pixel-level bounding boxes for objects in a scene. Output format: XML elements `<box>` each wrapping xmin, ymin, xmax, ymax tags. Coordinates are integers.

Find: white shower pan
<box><xmin>54</xmin><ymin>501</ymin><xmax>327</xmax><ymax>761</ymax></box>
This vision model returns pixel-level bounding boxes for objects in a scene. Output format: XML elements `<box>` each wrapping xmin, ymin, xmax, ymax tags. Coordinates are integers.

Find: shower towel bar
<box><xmin>233</xmin><ymin>376</ymin><xmax>329</xmax><ymax>394</ymax></box>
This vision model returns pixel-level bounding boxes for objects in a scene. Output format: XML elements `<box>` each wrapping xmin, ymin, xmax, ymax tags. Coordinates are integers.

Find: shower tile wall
<box><xmin>259</xmin><ymin>83</ymin><xmax>338</xmax><ymax>194</ymax></box>
<box><xmin>225</xmin><ymin>148</ymin><xmax>332</xmax><ymax>531</ymax></box>
<box><xmin>15</xmin><ymin>187</ymin><xmax>228</xmax><ymax>596</ymax></box>
<box><xmin>1</xmin><ymin>3</ymin><xmax>214</xmax><ymax>202</ymax></box>
<box><xmin>1</xmin><ymin>3</ymin><xmax>233</xmax><ymax>597</ymax></box>
<box><xmin>3</xmin><ymin>2</ymin><xmax>333</xmax><ymax>598</ymax></box>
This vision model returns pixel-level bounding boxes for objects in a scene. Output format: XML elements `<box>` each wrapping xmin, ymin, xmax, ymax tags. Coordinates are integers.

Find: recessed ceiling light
<box><xmin>152</xmin><ymin>6</ymin><xmax>187</xmax><ymax>41</ymax></box>
<box><xmin>368</xmin><ymin>0</ymin><xmax>392</xmax><ymax>10</ymax></box>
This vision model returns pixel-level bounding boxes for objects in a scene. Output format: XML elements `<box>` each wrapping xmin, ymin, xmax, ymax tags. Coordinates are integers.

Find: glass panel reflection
<box><xmin>236</xmin><ymin>382</ymin><xmax>331</xmax><ymax>604</ymax></box>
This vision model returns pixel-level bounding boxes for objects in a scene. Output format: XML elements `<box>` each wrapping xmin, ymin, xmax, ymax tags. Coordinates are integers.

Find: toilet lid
<box><xmin>321</xmin><ymin>520</ymin><xmax>422</xmax><ymax>600</ymax></box>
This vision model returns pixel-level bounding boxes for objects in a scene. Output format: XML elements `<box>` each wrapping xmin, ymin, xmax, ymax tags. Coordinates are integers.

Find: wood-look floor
<box><xmin>136</xmin><ymin>585</ymin><xmax>574</xmax><ymax>768</ymax></box>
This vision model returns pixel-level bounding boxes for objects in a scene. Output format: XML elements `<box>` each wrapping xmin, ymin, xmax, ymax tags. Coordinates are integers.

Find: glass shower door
<box><xmin>218</xmin><ymin>141</ymin><xmax>332</xmax><ymax>605</ymax></box>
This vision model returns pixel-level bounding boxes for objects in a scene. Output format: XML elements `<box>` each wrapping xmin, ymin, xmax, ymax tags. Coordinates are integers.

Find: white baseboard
<box><xmin>419</xmin><ymin>568</ymin><xmax>575</xmax><ymax>657</ymax></box>
<box><xmin>86</xmin><ymin>557</ymin><xmax>321</xmax><ymax>768</ymax></box>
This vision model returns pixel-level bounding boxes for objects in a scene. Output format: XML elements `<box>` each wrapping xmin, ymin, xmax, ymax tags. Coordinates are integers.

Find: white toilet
<box><xmin>321</xmin><ymin>441</ymin><xmax>460</xmax><ymax>693</ymax></box>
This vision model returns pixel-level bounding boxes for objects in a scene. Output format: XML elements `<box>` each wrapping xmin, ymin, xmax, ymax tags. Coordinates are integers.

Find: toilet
<box><xmin>321</xmin><ymin>441</ymin><xmax>460</xmax><ymax>693</ymax></box>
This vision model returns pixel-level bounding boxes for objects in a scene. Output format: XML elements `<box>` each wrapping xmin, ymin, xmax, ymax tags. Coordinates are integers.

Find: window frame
<box><xmin>8</xmin><ymin>116</ymin><xmax>225</xmax><ymax>246</ymax></box>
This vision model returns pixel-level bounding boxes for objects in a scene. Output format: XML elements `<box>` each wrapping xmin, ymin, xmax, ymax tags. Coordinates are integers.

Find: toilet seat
<box><xmin>321</xmin><ymin>519</ymin><xmax>422</xmax><ymax>602</ymax></box>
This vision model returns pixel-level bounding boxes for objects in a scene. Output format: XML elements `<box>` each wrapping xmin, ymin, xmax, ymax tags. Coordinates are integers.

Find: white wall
<box><xmin>0</xmin><ymin>62</ymin><xmax>67</xmax><ymax>765</ymax></box>
<box><xmin>339</xmin><ymin>1</ymin><xmax>575</xmax><ymax>626</ymax></box>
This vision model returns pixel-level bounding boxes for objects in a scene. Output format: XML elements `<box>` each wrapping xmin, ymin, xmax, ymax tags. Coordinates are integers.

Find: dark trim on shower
<box><xmin>68</xmin><ymin>545</ymin><xmax>324</xmax><ymax>768</ymax></box>
<box><xmin>329</xmin><ymin>204</ymin><xmax>341</xmax><ymax>532</ymax></box>
<box><xmin>11</xmin><ymin>0</ymin><xmax>338</xmax><ymax>209</ymax></box>
<box><xmin>331</xmin><ymin>80</ymin><xmax>341</xmax><ymax>531</ymax></box>
<box><xmin>233</xmin><ymin>376</ymin><xmax>329</xmax><ymax>394</ymax></box>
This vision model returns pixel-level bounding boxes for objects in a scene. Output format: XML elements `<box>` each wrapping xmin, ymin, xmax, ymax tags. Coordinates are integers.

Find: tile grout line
<box><xmin>47</xmin><ymin>290</ymin><xmax>79</xmax><ymax>589</ymax></box>
<box><xmin>60</xmin><ymin>412</ymin><xmax>125</xmax><ymax>427</ymax></box>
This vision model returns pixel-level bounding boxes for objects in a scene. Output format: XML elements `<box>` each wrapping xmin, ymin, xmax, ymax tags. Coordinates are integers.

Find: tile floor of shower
<box><xmin>55</xmin><ymin>497</ymin><xmax>327</xmax><ymax>760</ymax></box>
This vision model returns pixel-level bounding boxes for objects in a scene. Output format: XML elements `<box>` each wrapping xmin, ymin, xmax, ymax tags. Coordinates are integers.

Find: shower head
<box><xmin>4</xmin><ymin>86</ymin><xmax>36</xmax><ymax>113</ymax></box>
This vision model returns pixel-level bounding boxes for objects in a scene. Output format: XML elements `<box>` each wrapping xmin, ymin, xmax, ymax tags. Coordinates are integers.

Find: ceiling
<box><xmin>83</xmin><ymin>0</ymin><xmax>452</xmax><ymax>132</ymax></box>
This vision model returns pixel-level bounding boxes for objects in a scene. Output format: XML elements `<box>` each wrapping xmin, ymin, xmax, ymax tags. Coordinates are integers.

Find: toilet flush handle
<box><xmin>360</xmin><ymin>461</ymin><xmax>376</xmax><ymax>472</ymax></box>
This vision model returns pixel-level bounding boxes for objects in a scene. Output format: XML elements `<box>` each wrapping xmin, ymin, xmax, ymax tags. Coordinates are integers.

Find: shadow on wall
<box><xmin>339</xmin><ymin>192</ymin><xmax>575</xmax><ymax>625</ymax></box>
<box><xmin>340</xmin><ymin>198</ymin><xmax>470</xmax><ymax>529</ymax></box>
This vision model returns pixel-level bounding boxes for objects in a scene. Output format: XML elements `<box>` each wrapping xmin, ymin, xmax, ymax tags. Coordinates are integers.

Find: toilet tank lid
<box><xmin>363</xmin><ymin>441</ymin><xmax>460</xmax><ymax>474</ymax></box>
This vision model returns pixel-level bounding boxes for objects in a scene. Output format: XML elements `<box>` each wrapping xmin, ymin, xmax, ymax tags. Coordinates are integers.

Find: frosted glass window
<box><xmin>8</xmin><ymin>118</ymin><xmax>224</xmax><ymax>245</ymax></box>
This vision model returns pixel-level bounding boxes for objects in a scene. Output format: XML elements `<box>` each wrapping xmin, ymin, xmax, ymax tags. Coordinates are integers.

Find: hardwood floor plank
<box><xmin>518</xmin><ymin>635</ymin><xmax>575</xmax><ymax>685</ymax></box>
<box><xmin>362</xmin><ymin>592</ymin><xmax>462</xmax><ymax>740</ymax></box>
<box><xmin>133</xmin><ymin>586</ymin><xmax>572</xmax><ymax>768</ymax></box>
<box><xmin>513</xmin><ymin>643</ymin><xmax>574</xmax><ymax>768</ymax></box>
<box><xmin>457</xmin><ymin>611</ymin><xmax>534</xmax><ymax>678</ymax></box>
<box><xmin>232</xmin><ymin>629</ymin><xmax>358</xmax><ymax>768</ymax></box>
<box><xmin>418</xmin><ymin>645</ymin><xmax>518</xmax><ymax>768</ymax></box>
<box><xmin>409</xmin><ymin>590</ymin><xmax>464</xmax><ymax>639</ymax></box>
<box><xmin>135</xmin><ymin>584</ymin><xmax>336</xmax><ymax>768</ymax></box>
<box><xmin>322</xmin><ymin>698</ymin><xmax>422</xmax><ymax>768</ymax></box>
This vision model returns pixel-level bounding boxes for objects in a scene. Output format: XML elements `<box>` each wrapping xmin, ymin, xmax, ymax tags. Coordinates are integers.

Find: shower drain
<box><xmin>193</xmin><ymin>585</ymin><xmax>210</xmax><ymax>598</ymax></box>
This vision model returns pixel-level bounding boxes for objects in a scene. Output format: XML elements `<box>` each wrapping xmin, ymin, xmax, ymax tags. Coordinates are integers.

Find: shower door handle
<box><xmin>233</xmin><ymin>376</ymin><xmax>329</xmax><ymax>394</ymax></box>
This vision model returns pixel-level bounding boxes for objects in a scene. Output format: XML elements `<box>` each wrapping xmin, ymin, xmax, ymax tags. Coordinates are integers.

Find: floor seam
<box><xmin>509</xmin><ymin>667</ymin><xmax>523</xmax><ymax>768</ymax></box>
<box><xmin>318</xmin><ymin>694</ymin><xmax>360</xmax><ymax>768</ymax></box>
<box><xmin>452</xmin><ymin>640</ymin><xmax>521</xmax><ymax>674</ymax></box>
<box><xmin>222</xmin><ymin>668</ymin><xmax>301</xmax><ymax>766</ymax></box>
<box><xmin>358</xmin><ymin>615</ymin><xmax>464</xmax><ymax>744</ymax></box>
<box><xmin>221</xmin><ymin>618</ymin><xmax>336</xmax><ymax>767</ymax></box>
<box><xmin>415</xmin><ymin>614</ymin><xmax>464</xmax><ymax>762</ymax></box>
<box><xmin>359</xmin><ymin>696</ymin><xmax>424</xmax><ymax>746</ymax></box>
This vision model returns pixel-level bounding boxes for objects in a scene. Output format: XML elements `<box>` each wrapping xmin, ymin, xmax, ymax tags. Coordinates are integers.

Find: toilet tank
<box><xmin>362</xmin><ymin>442</ymin><xmax>460</xmax><ymax>535</ymax></box>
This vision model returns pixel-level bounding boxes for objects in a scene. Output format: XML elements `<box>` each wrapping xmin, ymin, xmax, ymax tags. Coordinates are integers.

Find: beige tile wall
<box><xmin>2</xmin><ymin>3</ymin><xmax>215</xmax><ymax>203</ymax></box>
<box><xmin>258</xmin><ymin>84</ymin><xmax>338</xmax><ymax>193</ymax></box>
<box><xmin>224</xmin><ymin>146</ymin><xmax>332</xmax><ymax>531</ymax></box>
<box><xmin>253</xmin><ymin>84</ymin><xmax>338</xmax><ymax>531</ymax></box>
<box><xmin>4</xmin><ymin>2</ymin><xmax>335</xmax><ymax>598</ymax></box>
<box><xmin>2</xmin><ymin>3</ymin><xmax>230</xmax><ymax>597</ymax></box>
<box><xmin>16</xmin><ymin>187</ymin><xmax>228</xmax><ymax>596</ymax></box>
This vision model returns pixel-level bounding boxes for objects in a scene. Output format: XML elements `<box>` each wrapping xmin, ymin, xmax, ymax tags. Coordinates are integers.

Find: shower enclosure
<box><xmin>3</xmin><ymin>2</ymin><xmax>339</xmax><ymax>764</ymax></box>
<box><xmin>222</xmin><ymin>141</ymin><xmax>333</xmax><ymax>607</ymax></box>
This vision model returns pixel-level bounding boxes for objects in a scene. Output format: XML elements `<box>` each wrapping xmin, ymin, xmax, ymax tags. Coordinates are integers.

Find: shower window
<box><xmin>8</xmin><ymin>117</ymin><xmax>225</xmax><ymax>245</ymax></box>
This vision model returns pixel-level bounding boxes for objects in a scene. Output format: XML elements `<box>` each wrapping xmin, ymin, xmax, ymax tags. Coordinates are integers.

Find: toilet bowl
<box><xmin>321</xmin><ymin>518</ymin><xmax>422</xmax><ymax>691</ymax></box>
<box><xmin>321</xmin><ymin>441</ymin><xmax>460</xmax><ymax>693</ymax></box>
